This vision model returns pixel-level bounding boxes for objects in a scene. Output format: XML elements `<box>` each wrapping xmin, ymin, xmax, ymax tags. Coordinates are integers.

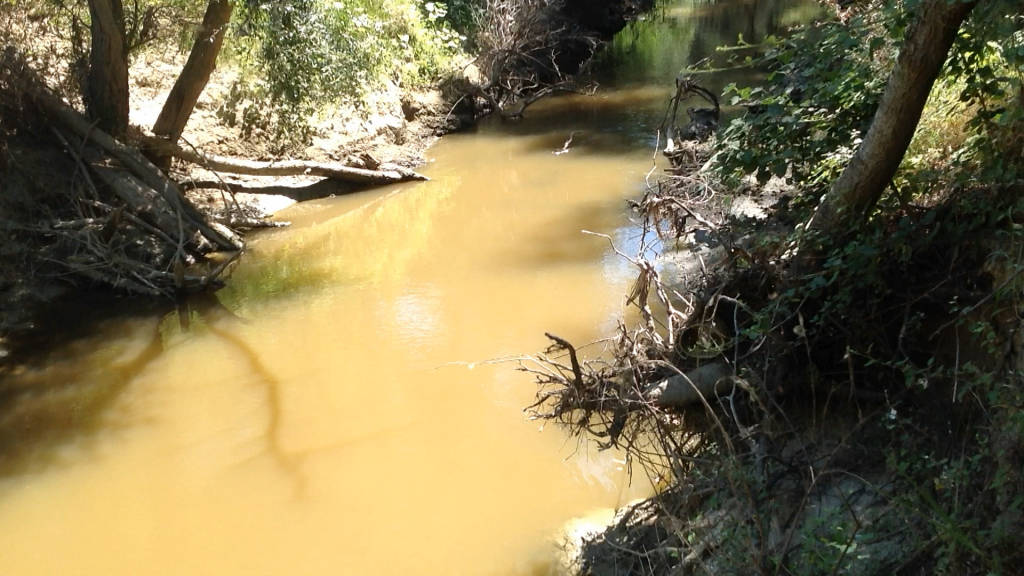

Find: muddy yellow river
<box><xmin>0</xmin><ymin>124</ymin><xmax>653</xmax><ymax>576</ymax></box>
<box><xmin>0</xmin><ymin>2</ymin><xmax>816</xmax><ymax>574</ymax></box>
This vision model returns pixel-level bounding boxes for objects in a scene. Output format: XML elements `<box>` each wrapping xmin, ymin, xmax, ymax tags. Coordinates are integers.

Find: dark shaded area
<box><xmin>482</xmin><ymin>0</ymin><xmax>821</xmax><ymax>157</ymax></box>
<box><xmin>0</xmin><ymin>312</ymin><xmax>166</xmax><ymax>476</ymax></box>
<box><xmin>184</xmin><ymin>177</ymin><xmax>362</xmax><ymax>203</ymax></box>
<box><xmin>498</xmin><ymin>200</ymin><xmax>631</xmax><ymax>269</ymax></box>
<box><xmin>592</xmin><ymin>0</ymin><xmax>818</xmax><ymax>87</ymax></box>
<box><xmin>558</xmin><ymin>0</ymin><xmax>656</xmax><ymax>72</ymax></box>
<box><xmin>0</xmin><ymin>88</ymin><xmax>177</xmax><ymax>359</ymax></box>
<box><xmin>563</xmin><ymin>0</ymin><xmax>655</xmax><ymax>39</ymax></box>
<box><xmin>0</xmin><ymin>289</ymin><xmax>171</xmax><ymax>370</ymax></box>
<box><xmin>189</xmin><ymin>293</ymin><xmax>308</xmax><ymax>494</ymax></box>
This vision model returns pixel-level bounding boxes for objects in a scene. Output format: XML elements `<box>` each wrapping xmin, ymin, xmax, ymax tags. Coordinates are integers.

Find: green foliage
<box><xmin>439</xmin><ymin>0</ymin><xmax>482</xmax><ymax>38</ymax></box>
<box><xmin>945</xmin><ymin>8</ymin><xmax>1024</xmax><ymax>185</ymax></box>
<box><xmin>702</xmin><ymin>189</ymin><xmax>1024</xmax><ymax>574</ymax></box>
<box><xmin>884</xmin><ymin>375</ymin><xmax>1024</xmax><ymax>575</ymax></box>
<box><xmin>700</xmin><ymin>2</ymin><xmax>1024</xmax><ymax>409</ymax></box>
<box><xmin>228</xmin><ymin>0</ymin><xmax>373</xmax><ymax>144</ymax></box>
<box><xmin>607</xmin><ymin>3</ymin><xmax>1024</xmax><ymax>575</ymax></box>
<box><xmin>38</xmin><ymin>0</ymin><xmax>208</xmax><ymax>53</ymax></box>
<box><xmin>120</xmin><ymin>0</ymin><xmax>208</xmax><ymax>53</ymax></box>
<box><xmin>224</xmin><ymin>0</ymin><xmax>466</xmax><ymax>149</ymax></box>
<box><xmin>713</xmin><ymin>7</ymin><xmax>901</xmax><ymax>193</ymax></box>
<box><xmin>713</xmin><ymin>2</ymin><xmax>1021</xmax><ymax>212</ymax></box>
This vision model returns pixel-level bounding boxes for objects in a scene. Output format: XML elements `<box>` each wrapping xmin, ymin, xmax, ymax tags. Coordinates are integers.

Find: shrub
<box><xmin>224</xmin><ymin>0</ymin><xmax>467</xmax><ymax>150</ymax></box>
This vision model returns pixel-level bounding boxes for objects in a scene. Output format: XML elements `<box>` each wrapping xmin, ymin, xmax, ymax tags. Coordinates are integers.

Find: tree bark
<box><xmin>90</xmin><ymin>163</ymin><xmax>196</xmax><ymax>244</ymax></box>
<box><xmin>807</xmin><ymin>0</ymin><xmax>979</xmax><ymax>236</ymax></box>
<box><xmin>644</xmin><ymin>363</ymin><xmax>732</xmax><ymax>408</ymax></box>
<box><xmin>152</xmin><ymin>0</ymin><xmax>233</xmax><ymax>147</ymax></box>
<box><xmin>86</xmin><ymin>0</ymin><xmax>130</xmax><ymax>138</ymax></box>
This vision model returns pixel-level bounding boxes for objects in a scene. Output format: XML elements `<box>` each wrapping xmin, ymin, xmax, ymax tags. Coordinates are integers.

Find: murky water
<box><xmin>0</xmin><ymin>1</ymin><xmax>815</xmax><ymax>574</ymax></box>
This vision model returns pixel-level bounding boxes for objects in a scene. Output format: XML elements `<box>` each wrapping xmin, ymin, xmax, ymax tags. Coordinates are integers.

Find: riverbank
<box><xmin>0</xmin><ymin>52</ymin><xmax>456</xmax><ymax>365</ymax></box>
<box><xmin>566</xmin><ymin>151</ymin><xmax>1023</xmax><ymax>576</ymax></box>
<box><xmin>0</xmin><ymin>0</ymin><xmax>655</xmax><ymax>370</ymax></box>
<box><xmin>0</xmin><ymin>11</ymin><xmax>674</xmax><ymax>571</ymax></box>
<box><xmin>533</xmin><ymin>2</ymin><xmax>1024</xmax><ymax>573</ymax></box>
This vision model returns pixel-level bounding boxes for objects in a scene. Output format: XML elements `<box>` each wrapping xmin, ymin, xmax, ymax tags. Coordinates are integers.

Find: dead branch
<box><xmin>89</xmin><ymin>162</ymin><xmax>189</xmax><ymax>241</ymax></box>
<box><xmin>29</xmin><ymin>87</ymin><xmax>241</xmax><ymax>252</ymax></box>
<box><xmin>2</xmin><ymin>49</ymin><xmax>242</xmax><ymax>296</ymax></box>
<box><xmin>141</xmin><ymin>135</ymin><xmax>429</xmax><ymax>185</ymax></box>
<box><xmin>544</xmin><ymin>332</ymin><xmax>585</xmax><ymax>391</ymax></box>
<box><xmin>663</xmin><ymin>76</ymin><xmax>721</xmax><ymax>155</ymax></box>
<box><xmin>470</xmin><ymin>0</ymin><xmax>598</xmax><ymax>119</ymax></box>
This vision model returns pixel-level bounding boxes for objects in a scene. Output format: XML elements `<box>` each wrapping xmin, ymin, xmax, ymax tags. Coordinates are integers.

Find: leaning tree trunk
<box><xmin>152</xmin><ymin>0</ymin><xmax>232</xmax><ymax>151</ymax></box>
<box><xmin>807</xmin><ymin>0</ymin><xmax>979</xmax><ymax>237</ymax></box>
<box><xmin>86</xmin><ymin>0</ymin><xmax>130</xmax><ymax>138</ymax></box>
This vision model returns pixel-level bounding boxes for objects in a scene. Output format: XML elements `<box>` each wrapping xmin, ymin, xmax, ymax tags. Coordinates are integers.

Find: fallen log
<box><xmin>90</xmin><ymin>162</ymin><xmax>192</xmax><ymax>243</ymax></box>
<box><xmin>142</xmin><ymin>136</ymin><xmax>429</xmax><ymax>186</ymax></box>
<box><xmin>31</xmin><ymin>90</ymin><xmax>241</xmax><ymax>252</ymax></box>
<box><xmin>644</xmin><ymin>362</ymin><xmax>732</xmax><ymax>408</ymax></box>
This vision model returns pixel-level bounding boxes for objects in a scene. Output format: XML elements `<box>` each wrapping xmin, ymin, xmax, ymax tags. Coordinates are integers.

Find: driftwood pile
<box><xmin>524</xmin><ymin>80</ymin><xmax>733</xmax><ymax>473</ymax></box>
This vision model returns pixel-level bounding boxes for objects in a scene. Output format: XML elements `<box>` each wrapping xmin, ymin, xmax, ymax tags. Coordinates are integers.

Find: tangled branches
<box><xmin>1</xmin><ymin>48</ymin><xmax>240</xmax><ymax>298</ymax></box>
<box><xmin>522</xmin><ymin>209</ymin><xmax>743</xmax><ymax>478</ymax></box>
<box><xmin>527</xmin><ymin>59</ymin><xmax>1024</xmax><ymax>573</ymax></box>
<box><xmin>662</xmin><ymin>77</ymin><xmax>720</xmax><ymax>151</ymax></box>
<box><xmin>471</xmin><ymin>0</ymin><xmax>597</xmax><ymax>119</ymax></box>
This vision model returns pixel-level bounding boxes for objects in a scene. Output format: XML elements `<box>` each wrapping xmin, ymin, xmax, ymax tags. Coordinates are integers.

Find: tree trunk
<box><xmin>32</xmin><ymin>88</ymin><xmax>242</xmax><ymax>252</ymax></box>
<box><xmin>86</xmin><ymin>0</ymin><xmax>130</xmax><ymax>138</ymax></box>
<box><xmin>152</xmin><ymin>0</ymin><xmax>232</xmax><ymax>147</ymax></box>
<box><xmin>807</xmin><ymin>0</ymin><xmax>979</xmax><ymax>236</ymax></box>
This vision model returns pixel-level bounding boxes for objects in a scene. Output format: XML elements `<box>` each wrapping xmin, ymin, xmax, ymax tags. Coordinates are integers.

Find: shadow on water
<box><xmin>498</xmin><ymin>199</ymin><xmax>641</xmax><ymax>269</ymax></box>
<box><xmin>486</xmin><ymin>0</ymin><xmax>824</xmax><ymax>157</ymax></box>
<box><xmin>167</xmin><ymin>293</ymin><xmax>422</xmax><ymax>496</ymax></box>
<box><xmin>594</xmin><ymin>0</ymin><xmax>824</xmax><ymax>88</ymax></box>
<box><xmin>174</xmin><ymin>293</ymin><xmax>308</xmax><ymax>493</ymax></box>
<box><xmin>0</xmin><ymin>0</ymin><xmax>825</xmax><ymax>542</ymax></box>
<box><xmin>0</xmin><ymin>306</ymin><xmax>168</xmax><ymax>477</ymax></box>
<box><xmin>185</xmin><ymin>178</ymin><xmax>364</xmax><ymax>202</ymax></box>
<box><xmin>214</xmin><ymin>180</ymin><xmax>454</xmax><ymax>316</ymax></box>
<box><xmin>478</xmin><ymin>89</ymin><xmax>667</xmax><ymax>158</ymax></box>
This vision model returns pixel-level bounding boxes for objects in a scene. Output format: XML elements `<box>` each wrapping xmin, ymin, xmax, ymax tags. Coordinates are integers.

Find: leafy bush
<box><xmin>224</xmin><ymin>0</ymin><xmax>467</xmax><ymax>149</ymax></box>
<box><xmin>713</xmin><ymin>1</ymin><xmax>1022</xmax><ymax>211</ymax></box>
<box><xmin>441</xmin><ymin>0</ymin><xmax>482</xmax><ymax>38</ymax></box>
<box><xmin>713</xmin><ymin>5</ymin><xmax>903</xmax><ymax>194</ymax></box>
<box><xmin>687</xmin><ymin>5</ymin><xmax>1024</xmax><ymax>572</ymax></box>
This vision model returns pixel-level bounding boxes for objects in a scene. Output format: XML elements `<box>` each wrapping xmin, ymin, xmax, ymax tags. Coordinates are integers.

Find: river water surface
<box><xmin>0</xmin><ymin>2</ymin><xmax>816</xmax><ymax>574</ymax></box>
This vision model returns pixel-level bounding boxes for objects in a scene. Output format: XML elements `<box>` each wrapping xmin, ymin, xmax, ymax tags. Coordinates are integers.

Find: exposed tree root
<box><xmin>531</xmin><ymin>78</ymin><xmax>1024</xmax><ymax>576</ymax></box>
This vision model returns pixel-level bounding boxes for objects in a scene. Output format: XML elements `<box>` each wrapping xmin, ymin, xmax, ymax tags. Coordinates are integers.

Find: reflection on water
<box><xmin>0</xmin><ymin>1</ymin><xmax>818</xmax><ymax>574</ymax></box>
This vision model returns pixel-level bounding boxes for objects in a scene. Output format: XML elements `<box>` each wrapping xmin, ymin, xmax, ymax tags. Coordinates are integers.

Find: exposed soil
<box><xmin>127</xmin><ymin>43</ymin><xmax>464</xmax><ymax>217</ymax></box>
